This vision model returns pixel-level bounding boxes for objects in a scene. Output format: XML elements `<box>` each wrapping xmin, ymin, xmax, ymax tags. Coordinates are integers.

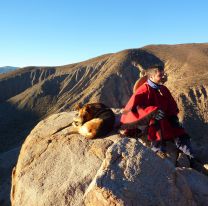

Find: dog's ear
<box><xmin>85</xmin><ymin>104</ymin><xmax>91</xmax><ymax>112</ymax></box>
<box><xmin>75</xmin><ymin>103</ymin><xmax>82</xmax><ymax>111</ymax></box>
<box><xmin>85</xmin><ymin>104</ymin><xmax>94</xmax><ymax>114</ymax></box>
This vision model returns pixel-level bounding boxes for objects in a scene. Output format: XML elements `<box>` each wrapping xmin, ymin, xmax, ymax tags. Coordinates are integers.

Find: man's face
<box><xmin>150</xmin><ymin>68</ymin><xmax>164</xmax><ymax>84</ymax></box>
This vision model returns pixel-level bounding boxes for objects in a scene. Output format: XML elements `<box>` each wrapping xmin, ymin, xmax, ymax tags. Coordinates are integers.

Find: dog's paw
<box><xmin>78</xmin><ymin>126</ymin><xmax>95</xmax><ymax>139</ymax></box>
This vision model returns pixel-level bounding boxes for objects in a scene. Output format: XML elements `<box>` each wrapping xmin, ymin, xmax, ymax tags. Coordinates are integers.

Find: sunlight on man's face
<box><xmin>150</xmin><ymin>68</ymin><xmax>164</xmax><ymax>84</ymax></box>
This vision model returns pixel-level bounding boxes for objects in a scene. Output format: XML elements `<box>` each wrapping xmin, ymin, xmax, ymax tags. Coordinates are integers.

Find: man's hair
<box><xmin>146</xmin><ymin>65</ymin><xmax>164</xmax><ymax>78</ymax></box>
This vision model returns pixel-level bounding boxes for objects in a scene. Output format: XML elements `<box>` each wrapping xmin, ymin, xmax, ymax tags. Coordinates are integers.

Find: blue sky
<box><xmin>0</xmin><ymin>0</ymin><xmax>207</xmax><ymax>67</ymax></box>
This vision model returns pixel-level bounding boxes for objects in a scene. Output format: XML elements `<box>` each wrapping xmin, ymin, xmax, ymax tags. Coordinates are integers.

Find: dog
<box><xmin>72</xmin><ymin>103</ymin><xmax>115</xmax><ymax>139</ymax></box>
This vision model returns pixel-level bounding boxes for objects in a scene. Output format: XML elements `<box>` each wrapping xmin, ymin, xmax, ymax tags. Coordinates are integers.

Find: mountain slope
<box><xmin>0</xmin><ymin>44</ymin><xmax>208</xmax><ymax>159</ymax></box>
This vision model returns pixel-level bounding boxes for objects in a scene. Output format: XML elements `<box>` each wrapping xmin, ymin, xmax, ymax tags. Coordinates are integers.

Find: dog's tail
<box><xmin>64</xmin><ymin>129</ymin><xmax>79</xmax><ymax>136</ymax></box>
<box><xmin>50</xmin><ymin>122</ymin><xmax>79</xmax><ymax>136</ymax></box>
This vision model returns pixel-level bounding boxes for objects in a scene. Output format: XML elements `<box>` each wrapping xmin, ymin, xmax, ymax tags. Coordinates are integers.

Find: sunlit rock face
<box><xmin>11</xmin><ymin>112</ymin><xmax>208</xmax><ymax>206</ymax></box>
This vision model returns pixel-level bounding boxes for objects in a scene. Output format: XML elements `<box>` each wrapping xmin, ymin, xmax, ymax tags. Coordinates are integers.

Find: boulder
<box><xmin>176</xmin><ymin>168</ymin><xmax>208</xmax><ymax>206</ymax></box>
<box><xmin>84</xmin><ymin>138</ymin><xmax>200</xmax><ymax>206</ymax></box>
<box><xmin>11</xmin><ymin>112</ymin><xmax>119</xmax><ymax>206</ymax></box>
<box><xmin>11</xmin><ymin>112</ymin><xmax>208</xmax><ymax>206</ymax></box>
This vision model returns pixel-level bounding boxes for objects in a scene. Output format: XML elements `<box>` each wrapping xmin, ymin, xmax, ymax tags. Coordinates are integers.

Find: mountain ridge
<box><xmin>0</xmin><ymin>43</ymin><xmax>208</xmax><ymax>159</ymax></box>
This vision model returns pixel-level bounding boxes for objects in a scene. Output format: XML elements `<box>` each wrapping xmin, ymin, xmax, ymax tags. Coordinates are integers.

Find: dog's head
<box><xmin>73</xmin><ymin>104</ymin><xmax>95</xmax><ymax>126</ymax></box>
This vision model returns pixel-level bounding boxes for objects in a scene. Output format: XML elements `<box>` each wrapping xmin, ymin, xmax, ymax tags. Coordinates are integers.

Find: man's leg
<box><xmin>174</xmin><ymin>134</ymin><xmax>194</xmax><ymax>159</ymax></box>
<box><xmin>151</xmin><ymin>141</ymin><xmax>166</xmax><ymax>153</ymax></box>
<box><xmin>150</xmin><ymin>140</ymin><xmax>167</xmax><ymax>159</ymax></box>
<box><xmin>175</xmin><ymin>134</ymin><xmax>208</xmax><ymax>175</ymax></box>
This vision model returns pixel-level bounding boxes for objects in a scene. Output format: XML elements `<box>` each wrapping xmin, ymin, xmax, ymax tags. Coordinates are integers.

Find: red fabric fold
<box><xmin>120</xmin><ymin>82</ymin><xmax>186</xmax><ymax>140</ymax></box>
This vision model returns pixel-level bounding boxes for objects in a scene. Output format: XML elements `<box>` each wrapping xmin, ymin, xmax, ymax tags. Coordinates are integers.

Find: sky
<box><xmin>0</xmin><ymin>0</ymin><xmax>208</xmax><ymax>67</ymax></box>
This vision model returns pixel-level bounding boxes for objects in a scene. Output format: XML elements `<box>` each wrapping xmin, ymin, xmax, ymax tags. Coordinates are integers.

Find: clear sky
<box><xmin>0</xmin><ymin>0</ymin><xmax>208</xmax><ymax>67</ymax></box>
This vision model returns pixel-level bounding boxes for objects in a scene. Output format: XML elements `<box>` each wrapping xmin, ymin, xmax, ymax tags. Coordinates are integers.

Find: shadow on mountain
<box><xmin>0</xmin><ymin>102</ymin><xmax>39</xmax><ymax>153</ymax></box>
<box><xmin>100</xmin><ymin>49</ymin><xmax>165</xmax><ymax>107</ymax></box>
<box><xmin>130</xmin><ymin>48</ymin><xmax>165</xmax><ymax>69</ymax></box>
<box><xmin>180</xmin><ymin>93</ymin><xmax>208</xmax><ymax>163</ymax></box>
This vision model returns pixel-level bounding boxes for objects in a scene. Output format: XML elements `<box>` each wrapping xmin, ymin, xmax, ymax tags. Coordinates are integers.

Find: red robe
<box><xmin>121</xmin><ymin>82</ymin><xmax>186</xmax><ymax>141</ymax></box>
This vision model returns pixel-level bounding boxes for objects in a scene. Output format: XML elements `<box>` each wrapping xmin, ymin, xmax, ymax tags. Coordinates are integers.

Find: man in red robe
<box><xmin>121</xmin><ymin>64</ymin><xmax>194</xmax><ymax>158</ymax></box>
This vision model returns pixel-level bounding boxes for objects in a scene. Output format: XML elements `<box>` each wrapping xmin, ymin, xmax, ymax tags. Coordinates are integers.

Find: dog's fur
<box><xmin>72</xmin><ymin>103</ymin><xmax>115</xmax><ymax>139</ymax></box>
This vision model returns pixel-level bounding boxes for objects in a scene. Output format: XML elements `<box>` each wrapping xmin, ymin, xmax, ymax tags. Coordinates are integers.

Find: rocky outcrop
<box><xmin>11</xmin><ymin>112</ymin><xmax>119</xmax><ymax>206</ymax></box>
<box><xmin>11</xmin><ymin>112</ymin><xmax>208</xmax><ymax>206</ymax></box>
<box><xmin>176</xmin><ymin>168</ymin><xmax>208</xmax><ymax>206</ymax></box>
<box><xmin>84</xmin><ymin>138</ymin><xmax>208</xmax><ymax>206</ymax></box>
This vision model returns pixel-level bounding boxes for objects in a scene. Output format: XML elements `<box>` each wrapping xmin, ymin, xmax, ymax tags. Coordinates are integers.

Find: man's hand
<box><xmin>154</xmin><ymin>109</ymin><xmax>165</xmax><ymax>120</ymax></box>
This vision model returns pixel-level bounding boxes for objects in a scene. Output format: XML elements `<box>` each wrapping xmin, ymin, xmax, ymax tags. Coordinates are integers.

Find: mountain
<box><xmin>0</xmin><ymin>44</ymin><xmax>208</xmax><ymax>159</ymax></box>
<box><xmin>0</xmin><ymin>66</ymin><xmax>18</xmax><ymax>74</ymax></box>
<box><xmin>1</xmin><ymin>43</ymin><xmax>208</xmax><ymax>206</ymax></box>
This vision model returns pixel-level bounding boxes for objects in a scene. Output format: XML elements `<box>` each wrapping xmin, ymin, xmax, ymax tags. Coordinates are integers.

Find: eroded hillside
<box><xmin>0</xmin><ymin>44</ymin><xmax>208</xmax><ymax>157</ymax></box>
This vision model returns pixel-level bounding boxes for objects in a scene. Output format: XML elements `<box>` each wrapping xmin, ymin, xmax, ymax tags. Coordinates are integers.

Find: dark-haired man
<box><xmin>121</xmin><ymin>64</ymin><xmax>194</xmax><ymax>160</ymax></box>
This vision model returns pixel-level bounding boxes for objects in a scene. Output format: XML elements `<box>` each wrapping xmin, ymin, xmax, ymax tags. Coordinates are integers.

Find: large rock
<box><xmin>176</xmin><ymin>168</ymin><xmax>208</xmax><ymax>206</ymax></box>
<box><xmin>84</xmin><ymin>138</ymin><xmax>207</xmax><ymax>206</ymax></box>
<box><xmin>11</xmin><ymin>112</ymin><xmax>119</xmax><ymax>206</ymax></box>
<box><xmin>11</xmin><ymin>112</ymin><xmax>208</xmax><ymax>206</ymax></box>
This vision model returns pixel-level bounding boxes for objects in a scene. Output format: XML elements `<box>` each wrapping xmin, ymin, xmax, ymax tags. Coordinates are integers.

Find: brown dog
<box><xmin>72</xmin><ymin>103</ymin><xmax>115</xmax><ymax>139</ymax></box>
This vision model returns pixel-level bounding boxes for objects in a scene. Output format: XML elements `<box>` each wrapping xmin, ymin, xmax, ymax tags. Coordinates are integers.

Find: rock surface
<box><xmin>84</xmin><ymin>138</ymin><xmax>197</xmax><ymax>206</ymax></box>
<box><xmin>11</xmin><ymin>112</ymin><xmax>208</xmax><ymax>206</ymax></box>
<box><xmin>176</xmin><ymin>168</ymin><xmax>208</xmax><ymax>206</ymax></box>
<box><xmin>11</xmin><ymin>112</ymin><xmax>119</xmax><ymax>206</ymax></box>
